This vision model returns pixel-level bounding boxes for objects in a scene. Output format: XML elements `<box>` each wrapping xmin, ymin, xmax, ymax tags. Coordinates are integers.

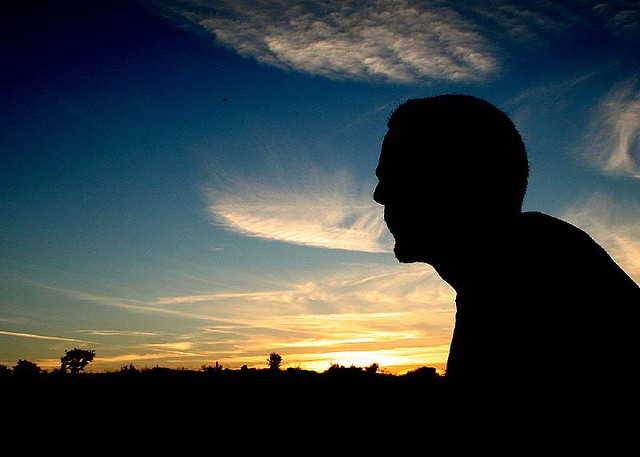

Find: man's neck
<box><xmin>430</xmin><ymin>217</ymin><xmax>520</xmax><ymax>295</ymax></box>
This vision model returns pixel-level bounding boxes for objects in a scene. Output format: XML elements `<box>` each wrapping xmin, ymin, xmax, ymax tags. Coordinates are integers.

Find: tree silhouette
<box><xmin>268</xmin><ymin>352</ymin><xmax>282</xmax><ymax>371</ymax></box>
<box><xmin>61</xmin><ymin>348</ymin><xmax>95</xmax><ymax>374</ymax></box>
<box><xmin>13</xmin><ymin>359</ymin><xmax>41</xmax><ymax>377</ymax></box>
<box><xmin>202</xmin><ymin>361</ymin><xmax>224</xmax><ymax>372</ymax></box>
<box><xmin>0</xmin><ymin>364</ymin><xmax>11</xmax><ymax>379</ymax></box>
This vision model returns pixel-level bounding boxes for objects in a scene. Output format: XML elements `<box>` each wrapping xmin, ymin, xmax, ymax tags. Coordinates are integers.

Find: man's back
<box><xmin>446</xmin><ymin>211</ymin><xmax>639</xmax><ymax>397</ymax></box>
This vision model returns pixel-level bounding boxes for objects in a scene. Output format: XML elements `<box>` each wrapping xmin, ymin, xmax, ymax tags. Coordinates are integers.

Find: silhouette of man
<box><xmin>374</xmin><ymin>95</ymin><xmax>639</xmax><ymax>402</ymax></box>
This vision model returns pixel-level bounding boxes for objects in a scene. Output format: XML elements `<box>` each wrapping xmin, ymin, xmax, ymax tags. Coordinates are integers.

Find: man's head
<box><xmin>374</xmin><ymin>94</ymin><xmax>529</xmax><ymax>265</ymax></box>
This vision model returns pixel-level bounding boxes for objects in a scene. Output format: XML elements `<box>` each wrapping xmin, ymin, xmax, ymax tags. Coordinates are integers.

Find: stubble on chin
<box><xmin>393</xmin><ymin>242</ymin><xmax>418</xmax><ymax>263</ymax></box>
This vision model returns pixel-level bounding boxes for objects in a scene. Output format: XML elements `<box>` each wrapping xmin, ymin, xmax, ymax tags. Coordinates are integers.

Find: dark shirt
<box><xmin>445</xmin><ymin>211</ymin><xmax>639</xmax><ymax>398</ymax></box>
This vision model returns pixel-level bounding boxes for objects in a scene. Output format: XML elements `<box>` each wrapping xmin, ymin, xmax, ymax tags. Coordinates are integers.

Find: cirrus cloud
<box><xmin>206</xmin><ymin>167</ymin><xmax>391</xmax><ymax>253</ymax></box>
<box><xmin>579</xmin><ymin>79</ymin><xmax>640</xmax><ymax>178</ymax></box>
<box><xmin>153</xmin><ymin>0</ymin><xmax>638</xmax><ymax>84</ymax></box>
<box><xmin>158</xmin><ymin>0</ymin><xmax>499</xmax><ymax>83</ymax></box>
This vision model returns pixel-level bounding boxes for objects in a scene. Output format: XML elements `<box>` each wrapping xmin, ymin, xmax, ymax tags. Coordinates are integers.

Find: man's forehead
<box><xmin>378</xmin><ymin>129</ymin><xmax>459</xmax><ymax>187</ymax></box>
<box><xmin>379</xmin><ymin>128</ymin><xmax>405</xmax><ymax>159</ymax></box>
<box><xmin>379</xmin><ymin>128</ymin><xmax>426</xmax><ymax>167</ymax></box>
<box><xmin>381</xmin><ymin>126</ymin><xmax>429</xmax><ymax>153</ymax></box>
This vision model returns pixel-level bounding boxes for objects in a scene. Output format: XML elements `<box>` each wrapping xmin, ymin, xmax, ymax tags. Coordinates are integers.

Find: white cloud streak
<box><xmin>155</xmin><ymin>0</ymin><xmax>637</xmax><ymax>84</ymax></box>
<box><xmin>0</xmin><ymin>330</ymin><xmax>85</xmax><ymax>343</ymax></box>
<box><xmin>144</xmin><ymin>341</ymin><xmax>201</xmax><ymax>356</ymax></box>
<box><xmin>158</xmin><ymin>262</ymin><xmax>454</xmax><ymax>312</ymax></box>
<box><xmin>77</xmin><ymin>330</ymin><xmax>158</xmax><ymax>337</ymax></box>
<box><xmin>206</xmin><ymin>167</ymin><xmax>390</xmax><ymax>253</ymax></box>
<box><xmin>156</xmin><ymin>262</ymin><xmax>456</xmax><ymax>359</ymax></box>
<box><xmin>13</xmin><ymin>262</ymin><xmax>456</xmax><ymax>372</ymax></box>
<box><xmin>160</xmin><ymin>0</ymin><xmax>499</xmax><ymax>83</ymax></box>
<box><xmin>580</xmin><ymin>79</ymin><xmax>640</xmax><ymax>178</ymax></box>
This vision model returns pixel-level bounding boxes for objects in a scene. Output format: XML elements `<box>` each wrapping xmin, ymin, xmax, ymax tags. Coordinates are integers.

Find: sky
<box><xmin>1</xmin><ymin>0</ymin><xmax>639</xmax><ymax>374</ymax></box>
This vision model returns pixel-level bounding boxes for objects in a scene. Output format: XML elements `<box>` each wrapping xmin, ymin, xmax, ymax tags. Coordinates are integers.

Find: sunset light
<box><xmin>2</xmin><ymin>0</ymin><xmax>639</xmax><ymax>381</ymax></box>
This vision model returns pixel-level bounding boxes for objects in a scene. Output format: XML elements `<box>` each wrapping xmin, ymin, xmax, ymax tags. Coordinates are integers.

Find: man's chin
<box><xmin>393</xmin><ymin>242</ymin><xmax>439</xmax><ymax>265</ymax></box>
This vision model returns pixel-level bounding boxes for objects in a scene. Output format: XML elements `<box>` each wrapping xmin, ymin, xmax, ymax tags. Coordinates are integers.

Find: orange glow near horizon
<box><xmin>2</xmin><ymin>262</ymin><xmax>458</xmax><ymax>376</ymax></box>
<box><xmin>31</xmin><ymin>344</ymin><xmax>450</xmax><ymax>376</ymax></box>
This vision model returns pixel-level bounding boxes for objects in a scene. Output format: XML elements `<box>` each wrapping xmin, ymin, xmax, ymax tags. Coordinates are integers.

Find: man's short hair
<box><xmin>386</xmin><ymin>95</ymin><xmax>529</xmax><ymax>214</ymax></box>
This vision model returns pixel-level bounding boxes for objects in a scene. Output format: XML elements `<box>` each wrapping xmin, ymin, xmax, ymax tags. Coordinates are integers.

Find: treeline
<box><xmin>0</xmin><ymin>358</ymin><xmax>441</xmax><ymax>385</ymax></box>
<box><xmin>1</xmin><ymin>359</ymin><xmax>449</xmax><ymax>419</ymax></box>
<box><xmin>2</xmin><ymin>361</ymin><xmax>455</xmax><ymax>437</ymax></box>
<box><xmin>0</xmin><ymin>353</ymin><xmax>445</xmax><ymax>402</ymax></box>
<box><xmin>0</xmin><ymin>349</ymin><xmax>442</xmax><ymax>386</ymax></box>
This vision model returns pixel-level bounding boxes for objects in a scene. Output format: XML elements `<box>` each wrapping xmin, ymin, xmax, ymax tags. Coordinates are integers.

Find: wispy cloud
<box><xmin>145</xmin><ymin>341</ymin><xmax>201</xmax><ymax>356</ymax></box>
<box><xmin>579</xmin><ymin>79</ymin><xmax>640</xmax><ymax>178</ymax></box>
<box><xmin>0</xmin><ymin>330</ymin><xmax>85</xmax><ymax>343</ymax></box>
<box><xmin>155</xmin><ymin>262</ymin><xmax>456</xmax><ymax>371</ymax></box>
<box><xmin>157</xmin><ymin>262</ymin><xmax>454</xmax><ymax>315</ymax></box>
<box><xmin>158</xmin><ymin>274</ymin><xmax>452</xmax><ymax>370</ymax></box>
<box><xmin>505</xmin><ymin>67</ymin><xmax>608</xmax><ymax>108</ymax></box>
<box><xmin>77</xmin><ymin>330</ymin><xmax>158</xmax><ymax>337</ymax></box>
<box><xmin>22</xmin><ymin>280</ymin><xmax>231</xmax><ymax>323</ymax></box>
<box><xmin>11</xmin><ymin>262</ymin><xmax>456</xmax><ymax>372</ymax></box>
<box><xmin>155</xmin><ymin>1</ymin><xmax>636</xmax><ymax>84</ymax></box>
<box><xmin>206</xmin><ymin>167</ymin><xmax>390</xmax><ymax>253</ymax></box>
<box><xmin>159</xmin><ymin>0</ymin><xmax>499</xmax><ymax>83</ymax></box>
<box><xmin>593</xmin><ymin>1</ymin><xmax>640</xmax><ymax>36</ymax></box>
<box><xmin>89</xmin><ymin>352</ymin><xmax>200</xmax><ymax>366</ymax></box>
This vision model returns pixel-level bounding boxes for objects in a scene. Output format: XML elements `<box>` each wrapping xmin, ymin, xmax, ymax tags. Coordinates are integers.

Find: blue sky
<box><xmin>1</xmin><ymin>0</ymin><xmax>639</xmax><ymax>373</ymax></box>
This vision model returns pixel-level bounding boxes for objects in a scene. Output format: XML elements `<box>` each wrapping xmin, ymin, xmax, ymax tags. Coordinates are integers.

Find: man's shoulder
<box><xmin>519</xmin><ymin>211</ymin><xmax>587</xmax><ymax>236</ymax></box>
<box><xmin>518</xmin><ymin>211</ymin><xmax>596</xmax><ymax>251</ymax></box>
<box><xmin>519</xmin><ymin>211</ymin><xmax>639</xmax><ymax>294</ymax></box>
